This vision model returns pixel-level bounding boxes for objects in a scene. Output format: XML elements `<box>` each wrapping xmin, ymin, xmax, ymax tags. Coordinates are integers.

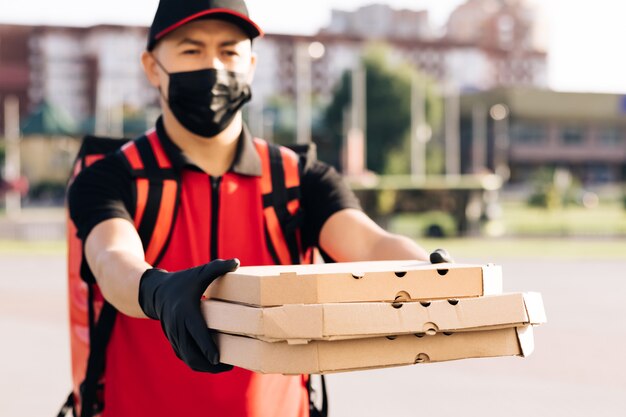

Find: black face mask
<box><xmin>154</xmin><ymin>58</ymin><xmax>252</xmax><ymax>138</ymax></box>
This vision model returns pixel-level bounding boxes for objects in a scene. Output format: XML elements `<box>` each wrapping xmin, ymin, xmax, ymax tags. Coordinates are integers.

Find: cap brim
<box><xmin>155</xmin><ymin>9</ymin><xmax>263</xmax><ymax>43</ymax></box>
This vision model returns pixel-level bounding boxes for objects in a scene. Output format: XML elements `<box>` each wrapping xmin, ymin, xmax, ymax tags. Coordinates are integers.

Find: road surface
<box><xmin>1</xmin><ymin>253</ymin><xmax>624</xmax><ymax>416</ymax></box>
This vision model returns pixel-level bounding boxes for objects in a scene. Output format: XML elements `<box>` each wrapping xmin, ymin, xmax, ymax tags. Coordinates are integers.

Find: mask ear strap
<box><xmin>157</xmin><ymin>86</ymin><xmax>169</xmax><ymax>104</ymax></box>
<box><xmin>151</xmin><ymin>54</ymin><xmax>170</xmax><ymax>103</ymax></box>
<box><xmin>151</xmin><ymin>54</ymin><xmax>170</xmax><ymax>75</ymax></box>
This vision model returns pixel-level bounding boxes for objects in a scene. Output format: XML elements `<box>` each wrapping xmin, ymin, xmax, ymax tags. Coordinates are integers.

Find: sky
<box><xmin>2</xmin><ymin>0</ymin><xmax>626</xmax><ymax>93</ymax></box>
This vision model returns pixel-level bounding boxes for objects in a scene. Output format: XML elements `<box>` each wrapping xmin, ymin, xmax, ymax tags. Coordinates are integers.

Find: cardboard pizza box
<box><xmin>206</xmin><ymin>261</ymin><xmax>502</xmax><ymax>307</ymax></box>
<box><xmin>217</xmin><ymin>326</ymin><xmax>534</xmax><ymax>375</ymax></box>
<box><xmin>203</xmin><ymin>292</ymin><xmax>545</xmax><ymax>343</ymax></box>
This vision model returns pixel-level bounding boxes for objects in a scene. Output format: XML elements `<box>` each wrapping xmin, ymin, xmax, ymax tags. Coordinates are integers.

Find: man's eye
<box><xmin>182</xmin><ymin>50</ymin><xmax>200</xmax><ymax>55</ymax></box>
<box><xmin>223</xmin><ymin>50</ymin><xmax>239</xmax><ymax>57</ymax></box>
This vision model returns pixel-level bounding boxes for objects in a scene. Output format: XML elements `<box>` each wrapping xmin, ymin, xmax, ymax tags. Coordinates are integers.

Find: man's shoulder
<box><xmin>72</xmin><ymin>137</ymin><xmax>134</xmax><ymax>187</ymax></box>
<box><xmin>256</xmin><ymin>139</ymin><xmax>319</xmax><ymax>175</ymax></box>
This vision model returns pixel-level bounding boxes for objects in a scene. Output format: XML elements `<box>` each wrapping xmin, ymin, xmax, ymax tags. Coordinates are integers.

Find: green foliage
<box><xmin>384</xmin><ymin>134</ymin><xmax>411</xmax><ymax>175</ymax></box>
<box><xmin>527</xmin><ymin>172</ymin><xmax>560</xmax><ymax>209</ymax></box>
<box><xmin>247</xmin><ymin>95</ymin><xmax>327</xmax><ymax>148</ymax></box>
<box><xmin>388</xmin><ymin>211</ymin><xmax>457</xmax><ymax>238</ymax></box>
<box><xmin>265</xmin><ymin>96</ymin><xmax>297</xmax><ymax>146</ymax></box>
<box><xmin>527</xmin><ymin>167</ymin><xmax>583</xmax><ymax>209</ymax></box>
<box><xmin>322</xmin><ymin>43</ymin><xmax>442</xmax><ymax>174</ymax></box>
<box><xmin>426</xmin><ymin>143</ymin><xmax>445</xmax><ymax>176</ymax></box>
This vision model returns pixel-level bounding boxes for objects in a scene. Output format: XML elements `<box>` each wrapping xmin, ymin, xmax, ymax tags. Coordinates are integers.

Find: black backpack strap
<box><xmin>56</xmin><ymin>392</ymin><xmax>75</xmax><ymax>417</ymax></box>
<box><xmin>263</xmin><ymin>143</ymin><xmax>304</xmax><ymax>265</ymax></box>
<box><xmin>122</xmin><ymin>134</ymin><xmax>181</xmax><ymax>267</ymax></box>
<box><xmin>307</xmin><ymin>374</ymin><xmax>328</xmax><ymax>417</ymax></box>
<box><xmin>62</xmin><ymin>133</ymin><xmax>181</xmax><ymax>417</ymax></box>
<box><xmin>79</xmin><ymin>302</ymin><xmax>117</xmax><ymax>417</ymax></box>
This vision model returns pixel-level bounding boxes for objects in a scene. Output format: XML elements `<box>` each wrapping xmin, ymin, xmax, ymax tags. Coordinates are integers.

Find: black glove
<box><xmin>429</xmin><ymin>248</ymin><xmax>454</xmax><ymax>264</ymax></box>
<box><xmin>138</xmin><ymin>258</ymin><xmax>240</xmax><ymax>373</ymax></box>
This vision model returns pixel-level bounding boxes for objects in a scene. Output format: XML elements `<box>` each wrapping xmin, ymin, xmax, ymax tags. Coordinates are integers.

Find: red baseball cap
<box><xmin>147</xmin><ymin>0</ymin><xmax>263</xmax><ymax>50</ymax></box>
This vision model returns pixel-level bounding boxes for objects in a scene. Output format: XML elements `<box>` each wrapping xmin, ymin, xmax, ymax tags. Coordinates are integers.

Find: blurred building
<box><xmin>253</xmin><ymin>0</ymin><xmax>547</xmax><ymax>108</ymax></box>
<box><xmin>0</xmin><ymin>25</ymin><xmax>31</xmax><ymax>133</ymax></box>
<box><xmin>322</xmin><ymin>4</ymin><xmax>432</xmax><ymax>40</ymax></box>
<box><xmin>447</xmin><ymin>0</ymin><xmax>543</xmax><ymax>50</ymax></box>
<box><xmin>446</xmin><ymin>0</ymin><xmax>547</xmax><ymax>87</ymax></box>
<box><xmin>0</xmin><ymin>2</ymin><xmax>547</xmax><ymax>133</ymax></box>
<box><xmin>460</xmin><ymin>88</ymin><xmax>626</xmax><ymax>184</ymax></box>
<box><xmin>0</xmin><ymin>24</ymin><xmax>157</xmax><ymax>136</ymax></box>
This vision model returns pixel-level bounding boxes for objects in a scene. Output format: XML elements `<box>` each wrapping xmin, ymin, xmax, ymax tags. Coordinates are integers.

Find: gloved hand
<box><xmin>429</xmin><ymin>248</ymin><xmax>454</xmax><ymax>264</ymax></box>
<box><xmin>138</xmin><ymin>258</ymin><xmax>240</xmax><ymax>373</ymax></box>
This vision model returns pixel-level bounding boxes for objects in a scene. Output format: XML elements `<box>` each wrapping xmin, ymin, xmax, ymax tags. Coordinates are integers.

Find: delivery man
<box><xmin>67</xmin><ymin>0</ymin><xmax>451</xmax><ymax>416</ymax></box>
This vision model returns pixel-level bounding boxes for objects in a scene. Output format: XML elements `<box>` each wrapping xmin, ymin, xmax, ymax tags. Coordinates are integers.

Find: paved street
<box><xmin>1</xmin><ymin>253</ymin><xmax>625</xmax><ymax>417</ymax></box>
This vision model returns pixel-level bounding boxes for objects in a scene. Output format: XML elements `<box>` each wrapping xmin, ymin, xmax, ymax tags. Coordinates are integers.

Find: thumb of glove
<box><xmin>197</xmin><ymin>258</ymin><xmax>240</xmax><ymax>290</ymax></box>
<box><xmin>430</xmin><ymin>248</ymin><xmax>454</xmax><ymax>264</ymax></box>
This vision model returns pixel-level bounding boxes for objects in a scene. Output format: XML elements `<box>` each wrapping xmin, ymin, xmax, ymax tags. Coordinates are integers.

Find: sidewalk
<box><xmin>0</xmin><ymin>207</ymin><xmax>66</xmax><ymax>240</ymax></box>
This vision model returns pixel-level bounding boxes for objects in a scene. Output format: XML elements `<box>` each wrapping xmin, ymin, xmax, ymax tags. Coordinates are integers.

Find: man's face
<box><xmin>142</xmin><ymin>18</ymin><xmax>256</xmax><ymax>93</ymax></box>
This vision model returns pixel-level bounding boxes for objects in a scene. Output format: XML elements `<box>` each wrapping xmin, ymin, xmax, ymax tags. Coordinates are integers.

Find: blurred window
<box><xmin>560</xmin><ymin>126</ymin><xmax>586</xmax><ymax>146</ymax></box>
<box><xmin>511</xmin><ymin>122</ymin><xmax>547</xmax><ymax>145</ymax></box>
<box><xmin>598</xmin><ymin>127</ymin><xmax>624</xmax><ymax>146</ymax></box>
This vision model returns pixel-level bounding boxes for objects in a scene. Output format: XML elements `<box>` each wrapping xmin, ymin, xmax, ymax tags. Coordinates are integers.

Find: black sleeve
<box><xmin>299</xmin><ymin>158</ymin><xmax>362</xmax><ymax>249</ymax></box>
<box><xmin>68</xmin><ymin>152</ymin><xmax>135</xmax><ymax>241</ymax></box>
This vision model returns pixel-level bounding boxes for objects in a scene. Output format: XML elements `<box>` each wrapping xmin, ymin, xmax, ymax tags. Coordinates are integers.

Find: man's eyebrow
<box><xmin>220</xmin><ymin>39</ymin><xmax>242</xmax><ymax>47</ymax></box>
<box><xmin>176</xmin><ymin>38</ymin><xmax>205</xmax><ymax>47</ymax></box>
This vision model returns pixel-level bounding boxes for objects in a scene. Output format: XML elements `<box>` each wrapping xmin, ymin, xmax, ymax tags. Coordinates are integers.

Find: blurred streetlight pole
<box><xmin>344</xmin><ymin>65</ymin><xmax>367</xmax><ymax>175</ymax></box>
<box><xmin>444</xmin><ymin>82</ymin><xmax>461</xmax><ymax>177</ymax></box>
<box><xmin>472</xmin><ymin>103</ymin><xmax>488</xmax><ymax>172</ymax></box>
<box><xmin>348</xmin><ymin>65</ymin><xmax>367</xmax><ymax>174</ymax></box>
<box><xmin>295</xmin><ymin>41</ymin><xmax>325</xmax><ymax>145</ymax></box>
<box><xmin>3</xmin><ymin>95</ymin><xmax>21</xmax><ymax>217</ymax></box>
<box><xmin>410</xmin><ymin>73</ymin><xmax>431</xmax><ymax>181</ymax></box>
<box><xmin>490</xmin><ymin>103</ymin><xmax>510</xmax><ymax>180</ymax></box>
<box><xmin>95</xmin><ymin>79</ymin><xmax>124</xmax><ymax>138</ymax></box>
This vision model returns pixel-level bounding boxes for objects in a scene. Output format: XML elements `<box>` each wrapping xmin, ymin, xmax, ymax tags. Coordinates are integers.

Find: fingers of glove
<box><xmin>197</xmin><ymin>258</ymin><xmax>241</xmax><ymax>289</ymax></box>
<box><xmin>161</xmin><ymin>317</ymin><xmax>184</xmax><ymax>362</ymax></box>
<box><xmin>185</xmin><ymin>315</ymin><xmax>222</xmax><ymax>366</ymax></box>
<box><xmin>175</xmin><ymin>321</ymin><xmax>216</xmax><ymax>372</ymax></box>
<box><xmin>209</xmin><ymin>363</ymin><xmax>235</xmax><ymax>374</ymax></box>
<box><xmin>430</xmin><ymin>248</ymin><xmax>454</xmax><ymax>264</ymax></box>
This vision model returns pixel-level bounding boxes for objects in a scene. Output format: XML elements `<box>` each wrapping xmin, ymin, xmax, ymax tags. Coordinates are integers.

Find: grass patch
<box><xmin>501</xmin><ymin>200</ymin><xmax>626</xmax><ymax>237</ymax></box>
<box><xmin>417</xmin><ymin>237</ymin><xmax>626</xmax><ymax>261</ymax></box>
<box><xmin>0</xmin><ymin>240</ymin><xmax>66</xmax><ymax>255</ymax></box>
<box><xmin>0</xmin><ymin>237</ymin><xmax>622</xmax><ymax>261</ymax></box>
<box><xmin>389</xmin><ymin>200</ymin><xmax>626</xmax><ymax>238</ymax></box>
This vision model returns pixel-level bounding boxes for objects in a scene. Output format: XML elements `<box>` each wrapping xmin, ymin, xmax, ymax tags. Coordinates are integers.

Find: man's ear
<box><xmin>246</xmin><ymin>52</ymin><xmax>258</xmax><ymax>84</ymax></box>
<box><xmin>141</xmin><ymin>51</ymin><xmax>161</xmax><ymax>88</ymax></box>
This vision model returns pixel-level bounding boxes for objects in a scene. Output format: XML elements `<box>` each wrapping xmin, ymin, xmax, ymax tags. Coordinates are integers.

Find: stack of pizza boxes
<box><xmin>202</xmin><ymin>261</ymin><xmax>546</xmax><ymax>374</ymax></box>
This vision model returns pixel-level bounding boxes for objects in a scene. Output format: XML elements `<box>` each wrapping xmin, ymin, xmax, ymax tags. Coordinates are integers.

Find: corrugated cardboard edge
<box><xmin>204</xmin><ymin>293</ymin><xmax>545</xmax><ymax>343</ymax></box>
<box><xmin>218</xmin><ymin>326</ymin><xmax>531</xmax><ymax>375</ymax></box>
<box><xmin>208</xmin><ymin>261</ymin><xmax>503</xmax><ymax>306</ymax></box>
<box><xmin>522</xmin><ymin>292</ymin><xmax>547</xmax><ymax>325</ymax></box>
<box><xmin>516</xmin><ymin>325</ymin><xmax>535</xmax><ymax>357</ymax></box>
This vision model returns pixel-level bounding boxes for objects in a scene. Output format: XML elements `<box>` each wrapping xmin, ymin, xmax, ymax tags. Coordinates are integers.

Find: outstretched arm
<box><xmin>319</xmin><ymin>208</ymin><xmax>430</xmax><ymax>263</ymax></box>
<box><xmin>84</xmin><ymin>217</ymin><xmax>236</xmax><ymax>372</ymax></box>
<box><xmin>84</xmin><ymin>218</ymin><xmax>152</xmax><ymax>318</ymax></box>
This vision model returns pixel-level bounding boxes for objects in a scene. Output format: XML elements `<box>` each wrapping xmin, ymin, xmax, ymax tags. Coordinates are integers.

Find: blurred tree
<box><xmin>244</xmin><ymin>95</ymin><xmax>324</xmax><ymax>147</ymax></box>
<box><xmin>264</xmin><ymin>96</ymin><xmax>297</xmax><ymax>146</ymax></box>
<box><xmin>527</xmin><ymin>167</ymin><xmax>583</xmax><ymax>209</ymax></box>
<box><xmin>321</xmin><ymin>43</ymin><xmax>442</xmax><ymax>174</ymax></box>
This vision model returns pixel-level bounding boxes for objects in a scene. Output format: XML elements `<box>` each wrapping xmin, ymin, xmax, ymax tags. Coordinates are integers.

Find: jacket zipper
<box><xmin>210</xmin><ymin>176</ymin><xmax>222</xmax><ymax>260</ymax></box>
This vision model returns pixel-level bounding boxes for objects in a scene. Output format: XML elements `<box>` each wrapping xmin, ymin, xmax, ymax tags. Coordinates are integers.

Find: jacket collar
<box><xmin>154</xmin><ymin>117</ymin><xmax>262</xmax><ymax>177</ymax></box>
